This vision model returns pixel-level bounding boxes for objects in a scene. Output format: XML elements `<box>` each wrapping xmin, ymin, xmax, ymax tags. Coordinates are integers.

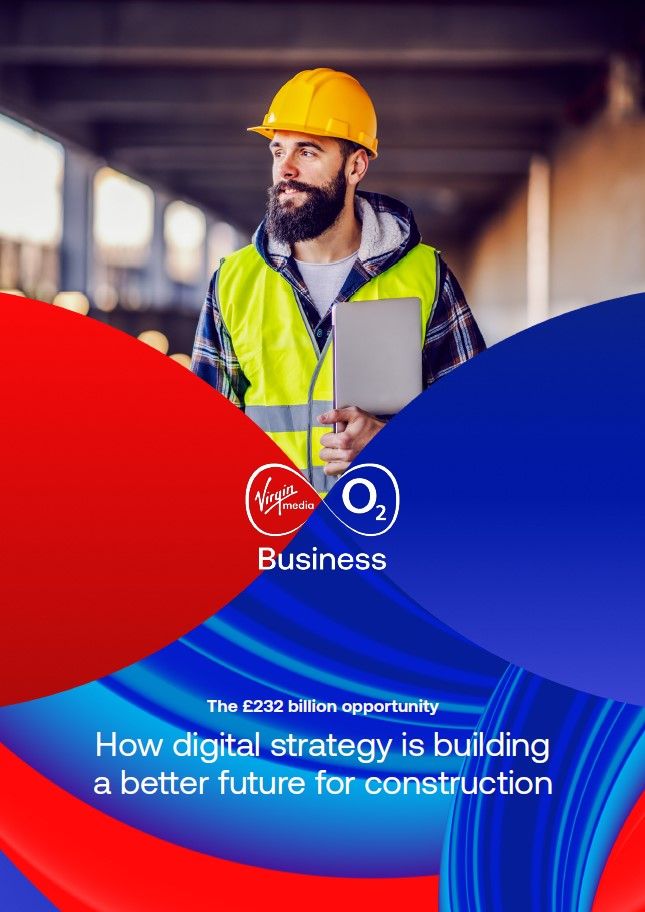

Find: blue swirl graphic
<box><xmin>0</xmin><ymin>512</ymin><xmax>504</xmax><ymax>876</ymax></box>
<box><xmin>440</xmin><ymin>667</ymin><xmax>645</xmax><ymax>911</ymax></box>
<box><xmin>0</xmin><ymin>853</ymin><xmax>56</xmax><ymax>912</ymax></box>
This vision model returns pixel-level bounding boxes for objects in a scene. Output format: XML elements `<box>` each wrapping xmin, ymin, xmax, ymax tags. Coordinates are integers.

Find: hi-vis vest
<box><xmin>217</xmin><ymin>243</ymin><xmax>439</xmax><ymax>493</ymax></box>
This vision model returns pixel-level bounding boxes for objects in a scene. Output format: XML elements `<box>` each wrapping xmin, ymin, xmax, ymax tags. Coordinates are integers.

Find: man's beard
<box><xmin>266</xmin><ymin>167</ymin><xmax>347</xmax><ymax>245</ymax></box>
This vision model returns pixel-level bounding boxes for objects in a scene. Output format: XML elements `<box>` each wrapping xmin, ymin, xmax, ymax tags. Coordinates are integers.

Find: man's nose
<box><xmin>277</xmin><ymin>153</ymin><xmax>299</xmax><ymax>180</ymax></box>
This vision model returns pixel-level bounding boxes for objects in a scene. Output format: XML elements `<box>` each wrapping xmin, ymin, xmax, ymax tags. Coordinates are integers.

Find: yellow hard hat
<box><xmin>248</xmin><ymin>68</ymin><xmax>378</xmax><ymax>158</ymax></box>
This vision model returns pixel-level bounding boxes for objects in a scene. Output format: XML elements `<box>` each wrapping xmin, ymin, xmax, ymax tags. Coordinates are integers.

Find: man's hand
<box><xmin>318</xmin><ymin>407</ymin><xmax>385</xmax><ymax>476</ymax></box>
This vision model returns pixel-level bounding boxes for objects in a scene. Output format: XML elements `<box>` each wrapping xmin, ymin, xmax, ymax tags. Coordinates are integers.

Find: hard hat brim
<box><xmin>247</xmin><ymin>124</ymin><xmax>378</xmax><ymax>158</ymax></box>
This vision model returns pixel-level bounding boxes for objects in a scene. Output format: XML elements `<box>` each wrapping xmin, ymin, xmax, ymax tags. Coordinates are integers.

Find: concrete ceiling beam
<box><xmin>0</xmin><ymin>2</ymin><xmax>624</xmax><ymax>67</ymax></box>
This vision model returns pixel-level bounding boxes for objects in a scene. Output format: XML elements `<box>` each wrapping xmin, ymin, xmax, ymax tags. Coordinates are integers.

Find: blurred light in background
<box><xmin>53</xmin><ymin>291</ymin><xmax>90</xmax><ymax>315</ymax></box>
<box><xmin>119</xmin><ymin>286</ymin><xmax>144</xmax><ymax>311</ymax></box>
<box><xmin>94</xmin><ymin>167</ymin><xmax>154</xmax><ymax>267</ymax></box>
<box><xmin>137</xmin><ymin>329</ymin><xmax>169</xmax><ymax>354</ymax></box>
<box><xmin>208</xmin><ymin>221</ymin><xmax>237</xmax><ymax>269</ymax></box>
<box><xmin>164</xmin><ymin>201</ymin><xmax>206</xmax><ymax>285</ymax></box>
<box><xmin>0</xmin><ymin>114</ymin><xmax>63</xmax><ymax>246</ymax></box>
<box><xmin>169</xmin><ymin>353</ymin><xmax>192</xmax><ymax>369</ymax></box>
<box><xmin>93</xmin><ymin>282</ymin><xmax>119</xmax><ymax>312</ymax></box>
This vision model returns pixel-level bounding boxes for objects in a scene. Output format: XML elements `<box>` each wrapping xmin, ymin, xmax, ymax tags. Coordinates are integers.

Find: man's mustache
<box><xmin>271</xmin><ymin>180</ymin><xmax>315</xmax><ymax>195</ymax></box>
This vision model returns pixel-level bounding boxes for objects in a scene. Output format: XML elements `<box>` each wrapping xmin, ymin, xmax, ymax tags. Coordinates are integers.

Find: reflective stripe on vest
<box><xmin>217</xmin><ymin>243</ymin><xmax>439</xmax><ymax>493</ymax></box>
<box><xmin>245</xmin><ymin>401</ymin><xmax>332</xmax><ymax>433</ymax></box>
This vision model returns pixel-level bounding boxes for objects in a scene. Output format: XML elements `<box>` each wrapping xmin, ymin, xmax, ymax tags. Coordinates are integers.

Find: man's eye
<box><xmin>301</xmin><ymin>150</ymin><xmax>314</xmax><ymax>157</ymax></box>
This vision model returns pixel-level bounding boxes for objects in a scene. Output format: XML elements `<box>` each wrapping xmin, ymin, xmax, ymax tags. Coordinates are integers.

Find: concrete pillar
<box><xmin>526</xmin><ymin>155</ymin><xmax>550</xmax><ymax>326</ymax></box>
<box><xmin>143</xmin><ymin>191</ymin><xmax>174</xmax><ymax>309</ymax></box>
<box><xmin>60</xmin><ymin>147</ymin><xmax>95</xmax><ymax>294</ymax></box>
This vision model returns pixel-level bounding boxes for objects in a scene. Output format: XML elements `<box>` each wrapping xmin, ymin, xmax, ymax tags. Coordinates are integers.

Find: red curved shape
<box><xmin>0</xmin><ymin>746</ymin><xmax>438</xmax><ymax>911</ymax></box>
<box><xmin>0</xmin><ymin>295</ymin><xmax>315</xmax><ymax>705</ymax></box>
<box><xmin>592</xmin><ymin>788</ymin><xmax>645</xmax><ymax>912</ymax></box>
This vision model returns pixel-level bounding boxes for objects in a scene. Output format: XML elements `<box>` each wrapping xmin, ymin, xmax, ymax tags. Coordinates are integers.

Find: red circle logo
<box><xmin>245</xmin><ymin>464</ymin><xmax>320</xmax><ymax>536</ymax></box>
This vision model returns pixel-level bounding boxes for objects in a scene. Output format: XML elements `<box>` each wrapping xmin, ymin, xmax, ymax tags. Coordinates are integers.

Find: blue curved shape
<box><xmin>331</xmin><ymin>294</ymin><xmax>645</xmax><ymax>705</ymax></box>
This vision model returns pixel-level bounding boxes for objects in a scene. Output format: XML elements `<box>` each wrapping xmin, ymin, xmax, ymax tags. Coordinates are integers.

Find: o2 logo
<box><xmin>333</xmin><ymin>463</ymin><xmax>399</xmax><ymax>536</ymax></box>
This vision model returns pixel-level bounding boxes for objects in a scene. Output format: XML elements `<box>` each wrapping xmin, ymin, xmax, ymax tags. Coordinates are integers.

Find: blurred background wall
<box><xmin>0</xmin><ymin>0</ymin><xmax>643</xmax><ymax>358</ymax></box>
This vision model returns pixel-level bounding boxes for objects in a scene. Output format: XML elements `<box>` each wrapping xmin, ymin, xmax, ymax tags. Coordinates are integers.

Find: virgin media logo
<box><xmin>245</xmin><ymin>464</ymin><xmax>319</xmax><ymax>536</ymax></box>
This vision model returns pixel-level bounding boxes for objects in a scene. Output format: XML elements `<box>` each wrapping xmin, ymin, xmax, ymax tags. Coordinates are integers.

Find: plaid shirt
<box><xmin>192</xmin><ymin>192</ymin><xmax>485</xmax><ymax>407</ymax></box>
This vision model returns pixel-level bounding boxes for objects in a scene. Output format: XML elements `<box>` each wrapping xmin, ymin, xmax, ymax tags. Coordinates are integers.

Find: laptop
<box><xmin>332</xmin><ymin>297</ymin><xmax>423</xmax><ymax>416</ymax></box>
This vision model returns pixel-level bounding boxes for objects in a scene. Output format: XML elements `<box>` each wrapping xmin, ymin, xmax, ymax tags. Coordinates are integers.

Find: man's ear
<box><xmin>347</xmin><ymin>149</ymin><xmax>369</xmax><ymax>186</ymax></box>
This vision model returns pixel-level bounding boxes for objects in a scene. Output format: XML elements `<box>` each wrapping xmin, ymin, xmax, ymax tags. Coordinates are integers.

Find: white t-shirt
<box><xmin>294</xmin><ymin>250</ymin><xmax>359</xmax><ymax>319</ymax></box>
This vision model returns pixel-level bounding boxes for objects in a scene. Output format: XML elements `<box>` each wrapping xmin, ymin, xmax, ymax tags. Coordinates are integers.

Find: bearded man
<box><xmin>191</xmin><ymin>68</ymin><xmax>485</xmax><ymax>493</ymax></box>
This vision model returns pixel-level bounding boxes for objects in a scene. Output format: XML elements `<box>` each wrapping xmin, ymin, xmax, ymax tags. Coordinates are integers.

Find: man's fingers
<box><xmin>317</xmin><ymin>410</ymin><xmax>338</xmax><ymax>425</ymax></box>
<box><xmin>318</xmin><ymin>407</ymin><xmax>360</xmax><ymax>424</ymax></box>
<box><xmin>318</xmin><ymin>407</ymin><xmax>384</xmax><ymax>474</ymax></box>
<box><xmin>323</xmin><ymin>460</ymin><xmax>350</xmax><ymax>476</ymax></box>
<box><xmin>320</xmin><ymin>430</ymin><xmax>352</xmax><ymax>448</ymax></box>
<box><xmin>320</xmin><ymin>447</ymin><xmax>354</xmax><ymax>463</ymax></box>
